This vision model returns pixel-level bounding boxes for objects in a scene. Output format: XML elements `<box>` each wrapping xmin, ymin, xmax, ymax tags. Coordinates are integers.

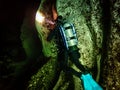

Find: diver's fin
<box><xmin>80</xmin><ymin>73</ymin><xmax>103</xmax><ymax>90</ymax></box>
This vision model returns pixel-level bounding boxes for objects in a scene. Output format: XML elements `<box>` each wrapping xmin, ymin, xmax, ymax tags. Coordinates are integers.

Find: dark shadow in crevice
<box><xmin>99</xmin><ymin>0</ymin><xmax>111</xmax><ymax>85</ymax></box>
<box><xmin>0</xmin><ymin>1</ymin><xmax>52</xmax><ymax>90</ymax></box>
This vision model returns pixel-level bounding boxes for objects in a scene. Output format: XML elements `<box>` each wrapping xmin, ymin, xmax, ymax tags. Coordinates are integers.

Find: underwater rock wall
<box><xmin>1</xmin><ymin>0</ymin><xmax>120</xmax><ymax>89</ymax></box>
<box><xmin>1</xmin><ymin>0</ymin><xmax>119</xmax><ymax>89</ymax></box>
<box><xmin>28</xmin><ymin>0</ymin><xmax>103</xmax><ymax>90</ymax></box>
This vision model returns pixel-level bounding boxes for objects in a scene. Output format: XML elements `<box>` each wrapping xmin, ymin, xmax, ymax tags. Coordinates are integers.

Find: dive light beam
<box><xmin>35</xmin><ymin>11</ymin><xmax>45</xmax><ymax>23</ymax></box>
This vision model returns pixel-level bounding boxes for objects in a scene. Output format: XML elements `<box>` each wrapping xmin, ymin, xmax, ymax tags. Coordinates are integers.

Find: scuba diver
<box><xmin>48</xmin><ymin>16</ymin><xmax>103</xmax><ymax>90</ymax></box>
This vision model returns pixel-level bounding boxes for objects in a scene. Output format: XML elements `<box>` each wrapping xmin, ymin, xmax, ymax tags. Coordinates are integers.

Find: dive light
<box><xmin>55</xmin><ymin>16</ymin><xmax>78</xmax><ymax>53</ymax></box>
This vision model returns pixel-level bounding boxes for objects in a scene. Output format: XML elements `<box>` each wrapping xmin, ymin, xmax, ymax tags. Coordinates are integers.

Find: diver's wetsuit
<box><xmin>48</xmin><ymin>16</ymin><xmax>87</xmax><ymax>77</ymax></box>
<box><xmin>48</xmin><ymin>16</ymin><xmax>103</xmax><ymax>90</ymax></box>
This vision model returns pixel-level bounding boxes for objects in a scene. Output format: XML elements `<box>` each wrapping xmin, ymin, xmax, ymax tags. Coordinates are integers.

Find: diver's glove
<box><xmin>80</xmin><ymin>73</ymin><xmax>103</xmax><ymax>90</ymax></box>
